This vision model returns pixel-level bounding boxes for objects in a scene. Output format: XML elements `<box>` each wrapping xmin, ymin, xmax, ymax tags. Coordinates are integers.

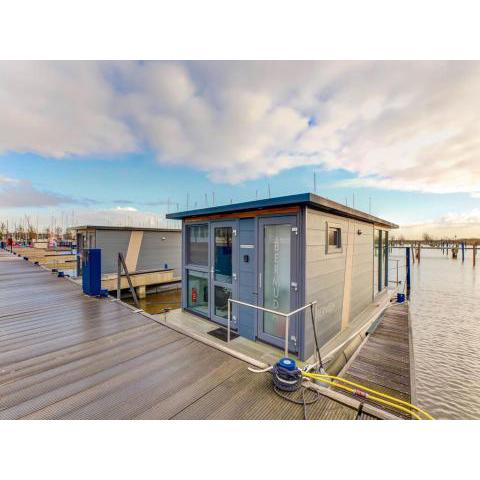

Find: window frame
<box><xmin>185</xmin><ymin>223</ymin><xmax>209</xmax><ymax>268</ymax></box>
<box><xmin>183</xmin><ymin>222</ymin><xmax>210</xmax><ymax>313</ymax></box>
<box><xmin>186</xmin><ymin>268</ymin><xmax>210</xmax><ymax>318</ymax></box>
<box><xmin>326</xmin><ymin>222</ymin><xmax>343</xmax><ymax>254</ymax></box>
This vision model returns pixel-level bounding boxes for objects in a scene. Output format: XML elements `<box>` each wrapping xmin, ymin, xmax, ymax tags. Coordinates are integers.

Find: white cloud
<box><xmin>113</xmin><ymin>206</ymin><xmax>138</xmax><ymax>212</ymax></box>
<box><xmin>397</xmin><ymin>209</ymin><xmax>480</xmax><ymax>239</ymax></box>
<box><xmin>0</xmin><ymin>61</ymin><xmax>137</xmax><ymax>158</ymax></box>
<box><xmin>0</xmin><ymin>178</ymin><xmax>77</xmax><ymax>207</ymax></box>
<box><xmin>71</xmin><ymin>207</ymin><xmax>178</xmax><ymax>229</ymax></box>
<box><xmin>1</xmin><ymin>61</ymin><xmax>480</xmax><ymax>193</ymax></box>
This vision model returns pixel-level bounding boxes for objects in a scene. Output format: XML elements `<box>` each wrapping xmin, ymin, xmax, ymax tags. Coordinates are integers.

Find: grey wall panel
<box><xmin>95</xmin><ymin>230</ymin><xmax>131</xmax><ymax>274</ymax></box>
<box><xmin>305</xmin><ymin>210</ymin><xmax>348</xmax><ymax>357</ymax></box>
<box><xmin>304</xmin><ymin>208</ymin><xmax>374</xmax><ymax>359</ymax></box>
<box><xmin>349</xmin><ymin>224</ymin><xmax>374</xmax><ymax>321</ymax></box>
<box><xmin>237</xmin><ymin>218</ymin><xmax>256</xmax><ymax>340</ymax></box>
<box><xmin>136</xmin><ymin>231</ymin><xmax>181</xmax><ymax>276</ymax></box>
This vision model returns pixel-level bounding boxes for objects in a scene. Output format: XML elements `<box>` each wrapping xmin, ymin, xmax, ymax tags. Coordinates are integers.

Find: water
<box><xmin>392</xmin><ymin>247</ymin><xmax>480</xmax><ymax>419</ymax></box>
<box><xmin>125</xmin><ymin>288</ymin><xmax>181</xmax><ymax>314</ymax></box>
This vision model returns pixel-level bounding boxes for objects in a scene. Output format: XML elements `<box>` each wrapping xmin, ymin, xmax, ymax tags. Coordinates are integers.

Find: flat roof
<box><xmin>72</xmin><ymin>225</ymin><xmax>181</xmax><ymax>233</ymax></box>
<box><xmin>166</xmin><ymin>192</ymin><xmax>398</xmax><ymax>229</ymax></box>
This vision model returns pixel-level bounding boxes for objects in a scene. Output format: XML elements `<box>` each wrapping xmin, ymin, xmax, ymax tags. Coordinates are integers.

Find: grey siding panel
<box><xmin>304</xmin><ymin>208</ymin><xmax>374</xmax><ymax>359</ymax></box>
<box><xmin>95</xmin><ymin>230</ymin><xmax>131</xmax><ymax>274</ymax></box>
<box><xmin>305</xmin><ymin>210</ymin><xmax>347</xmax><ymax>356</ymax></box>
<box><xmin>349</xmin><ymin>225</ymin><xmax>374</xmax><ymax>322</ymax></box>
<box><xmin>237</xmin><ymin>218</ymin><xmax>256</xmax><ymax>340</ymax></box>
<box><xmin>136</xmin><ymin>231</ymin><xmax>181</xmax><ymax>276</ymax></box>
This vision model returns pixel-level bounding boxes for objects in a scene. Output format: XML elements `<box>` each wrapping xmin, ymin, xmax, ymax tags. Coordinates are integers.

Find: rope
<box><xmin>310</xmin><ymin>303</ymin><xmax>324</xmax><ymax>371</ymax></box>
<box><xmin>273</xmin><ymin>386</ymin><xmax>320</xmax><ymax>420</ymax></box>
<box><xmin>355</xmin><ymin>402</ymin><xmax>364</xmax><ymax>420</ymax></box>
<box><xmin>271</xmin><ymin>362</ymin><xmax>303</xmax><ymax>392</ymax></box>
<box><xmin>271</xmin><ymin>361</ymin><xmax>321</xmax><ymax>419</ymax></box>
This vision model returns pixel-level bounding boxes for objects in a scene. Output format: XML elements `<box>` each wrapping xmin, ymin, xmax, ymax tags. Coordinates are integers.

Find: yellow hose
<box><xmin>303</xmin><ymin>372</ymin><xmax>434</xmax><ymax>420</ymax></box>
<box><xmin>305</xmin><ymin>372</ymin><xmax>434</xmax><ymax>419</ymax></box>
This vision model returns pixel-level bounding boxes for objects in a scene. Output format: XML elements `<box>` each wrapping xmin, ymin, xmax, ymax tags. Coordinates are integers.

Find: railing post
<box><xmin>117</xmin><ymin>253</ymin><xmax>121</xmax><ymax>300</ymax></box>
<box><xmin>225</xmin><ymin>299</ymin><xmax>316</xmax><ymax>357</ymax></box>
<box><xmin>227</xmin><ymin>299</ymin><xmax>231</xmax><ymax>343</ymax></box>
<box><xmin>396</xmin><ymin>259</ymin><xmax>399</xmax><ymax>285</ymax></box>
<box><xmin>284</xmin><ymin>314</ymin><xmax>290</xmax><ymax>357</ymax></box>
<box><xmin>406</xmin><ymin>247</ymin><xmax>411</xmax><ymax>299</ymax></box>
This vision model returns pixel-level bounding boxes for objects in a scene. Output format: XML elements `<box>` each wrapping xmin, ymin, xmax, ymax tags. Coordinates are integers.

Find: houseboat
<box><xmin>166</xmin><ymin>193</ymin><xmax>397</xmax><ymax>361</ymax></box>
<box><xmin>74</xmin><ymin>225</ymin><xmax>182</xmax><ymax>296</ymax></box>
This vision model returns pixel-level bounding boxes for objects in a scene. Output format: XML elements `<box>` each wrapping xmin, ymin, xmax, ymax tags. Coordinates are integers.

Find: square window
<box><xmin>327</xmin><ymin>225</ymin><xmax>342</xmax><ymax>253</ymax></box>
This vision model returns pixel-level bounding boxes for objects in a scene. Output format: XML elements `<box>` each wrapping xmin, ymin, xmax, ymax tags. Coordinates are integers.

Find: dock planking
<box><xmin>0</xmin><ymin>251</ymin><xmax>367</xmax><ymax>420</ymax></box>
<box><xmin>339</xmin><ymin>302</ymin><xmax>412</xmax><ymax>418</ymax></box>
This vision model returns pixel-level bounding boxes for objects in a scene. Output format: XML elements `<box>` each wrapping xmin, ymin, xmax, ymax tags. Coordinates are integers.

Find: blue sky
<box><xmin>1</xmin><ymin>61</ymin><xmax>479</xmax><ymax>237</ymax></box>
<box><xmin>1</xmin><ymin>150</ymin><xmax>478</xmax><ymax>229</ymax></box>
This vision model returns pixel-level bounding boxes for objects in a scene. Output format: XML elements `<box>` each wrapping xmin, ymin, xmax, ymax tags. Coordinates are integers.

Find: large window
<box><xmin>214</xmin><ymin>227</ymin><xmax>232</xmax><ymax>283</ymax></box>
<box><xmin>187</xmin><ymin>270</ymin><xmax>209</xmax><ymax>316</ymax></box>
<box><xmin>186</xmin><ymin>224</ymin><xmax>208</xmax><ymax>266</ymax></box>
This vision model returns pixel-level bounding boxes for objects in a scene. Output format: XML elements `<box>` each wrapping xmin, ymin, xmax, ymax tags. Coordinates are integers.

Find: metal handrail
<box><xmin>227</xmin><ymin>299</ymin><xmax>317</xmax><ymax>356</ymax></box>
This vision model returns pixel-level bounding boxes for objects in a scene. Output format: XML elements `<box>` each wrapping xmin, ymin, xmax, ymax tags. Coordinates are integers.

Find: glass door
<box><xmin>257</xmin><ymin>216</ymin><xmax>299</xmax><ymax>352</ymax></box>
<box><xmin>209</xmin><ymin>221</ymin><xmax>237</xmax><ymax>327</ymax></box>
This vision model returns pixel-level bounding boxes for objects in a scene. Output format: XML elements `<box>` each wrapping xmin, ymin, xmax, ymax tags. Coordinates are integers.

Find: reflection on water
<box><xmin>125</xmin><ymin>288</ymin><xmax>181</xmax><ymax>315</ymax></box>
<box><xmin>392</xmin><ymin>247</ymin><xmax>479</xmax><ymax>419</ymax></box>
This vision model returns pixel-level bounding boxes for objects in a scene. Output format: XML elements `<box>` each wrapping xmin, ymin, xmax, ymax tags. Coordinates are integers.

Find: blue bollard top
<box><xmin>277</xmin><ymin>357</ymin><xmax>297</xmax><ymax>371</ymax></box>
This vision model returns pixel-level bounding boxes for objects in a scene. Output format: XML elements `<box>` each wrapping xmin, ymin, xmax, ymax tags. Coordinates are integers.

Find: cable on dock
<box><xmin>302</xmin><ymin>372</ymin><xmax>434</xmax><ymax>420</ymax></box>
<box><xmin>271</xmin><ymin>358</ymin><xmax>319</xmax><ymax>420</ymax></box>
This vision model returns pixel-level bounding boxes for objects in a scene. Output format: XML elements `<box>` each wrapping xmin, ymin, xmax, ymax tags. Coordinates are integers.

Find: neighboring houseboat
<box><xmin>166</xmin><ymin>193</ymin><xmax>397</xmax><ymax>360</ymax></box>
<box><xmin>74</xmin><ymin>225</ymin><xmax>181</xmax><ymax>276</ymax></box>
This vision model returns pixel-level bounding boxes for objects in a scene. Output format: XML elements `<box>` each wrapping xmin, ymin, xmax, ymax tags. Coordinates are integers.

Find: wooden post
<box><xmin>136</xmin><ymin>285</ymin><xmax>146</xmax><ymax>299</ymax></box>
<box><xmin>412</xmin><ymin>243</ymin><xmax>415</xmax><ymax>264</ymax></box>
<box><xmin>462</xmin><ymin>242</ymin><xmax>465</xmax><ymax>262</ymax></box>
<box><xmin>474</xmin><ymin>244</ymin><xmax>477</xmax><ymax>268</ymax></box>
<box><xmin>406</xmin><ymin>247</ymin><xmax>411</xmax><ymax>298</ymax></box>
<box><xmin>417</xmin><ymin>243</ymin><xmax>421</xmax><ymax>264</ymax></box>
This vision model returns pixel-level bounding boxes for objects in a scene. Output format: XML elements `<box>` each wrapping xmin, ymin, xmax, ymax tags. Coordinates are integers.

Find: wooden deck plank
<box><xmin>0</xmin><ymin>251</ymin><xmax>367</xmax><ymax>420</ymax></box>
<box><xmin>339</xmin><ymin>302</ymin><xmax>412</xmax><ymax>418</ymax></box>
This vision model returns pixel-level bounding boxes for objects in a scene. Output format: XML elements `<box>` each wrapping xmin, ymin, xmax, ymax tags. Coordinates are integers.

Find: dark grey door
<box><xmin>209</xmin><ymin>221</ymin><xmax>238</xmax><ymax>327</ymax></box>
<box><xmin>257</xmin><ymin>216</ymin><xmax>299</xmax><ymax>352</ymax></box>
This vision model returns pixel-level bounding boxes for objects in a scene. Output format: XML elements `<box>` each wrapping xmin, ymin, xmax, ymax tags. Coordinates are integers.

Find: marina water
<box><xmin>392</xmin><ymin>247</ymin><xmax>480</xmax><ymax>419</ymax></box>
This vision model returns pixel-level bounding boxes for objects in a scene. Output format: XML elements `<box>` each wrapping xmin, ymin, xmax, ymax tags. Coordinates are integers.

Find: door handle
<box><xmin>259</xmin><ymin>273</ymin><xmax>262</xmax><ymax>289</ymax></box>
<box><xmin>291</xmin><ymin>281</ymin><xmax>298</xmax><ymax>292</ymax></box>
<box><xmin>232</xmin><ymin>272</ymin><xmax>237</xmax><ymax>281</ymax></box>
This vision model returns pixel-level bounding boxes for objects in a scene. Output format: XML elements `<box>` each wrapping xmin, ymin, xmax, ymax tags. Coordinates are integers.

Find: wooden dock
<box><xmin>339</xmin><ymin>302</ymin><xmax>413</xmax><ymax>418</ymax></box>
<box><xmin>0</xmin><ymin>250</ymin><xmax>381</xmax><ymax>420</ymax></box>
